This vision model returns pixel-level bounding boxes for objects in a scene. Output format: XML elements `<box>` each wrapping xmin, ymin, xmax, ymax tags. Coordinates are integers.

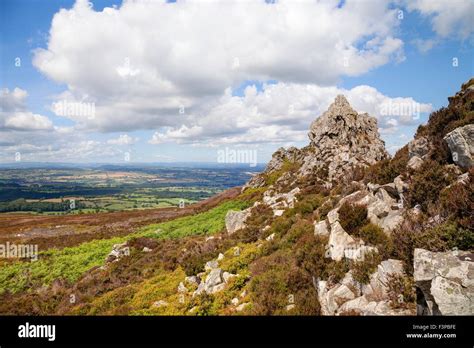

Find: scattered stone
<box><xmin>231</xmin><ymin>298</ymin><xmax>239</xmax><ymax>306</ymax></box>
<box><xmin>266</xmin><ymin>233</ymin><xmax>276</xmax><ymax>241</ymax></box>
<box><xmin>236</xmin><ymin>302</ymin><xmax>250</xmax><ymax>312</ymax></box>
<box><xmin>105</xmin><ymin>242</ymin><xmax>130</xmax><ymax>263</ymax></box>
<box><xmin>217</xmin><ymin>253</ymin><xmax>225</xmax><ymax>261</ymax></box>
<box><xmin>142</xmin><ymin>247</ymin><xmax>152</xmax><ymax>253</ymax></box>
<box><xmin>193</xmin><ymin>268</ymin><xmax>237</xmax><ymax>297</ymax></box>
<box><xmin>152</xmin><ymin>300</ymin><xmax>168</xmax><ymax>308</ymax></box>
<box><xmin>344</xmin><ymin>244</ymin><xmax>378</xmax><ymax>262</ymax></box>
<box><xmin>407</xmin><ymin>156</ymin><xmax>424</xmax><ymax>170</ymax></box>
<box><xmin>263</xmin><ymin>187</ymin><xmax>301</xmax><ymax>215</ymax></box>
<box><xmin>443</xmin><ymin>124</ymin><xmax>474</xmax><ymax>168</ymax></box>
<box><xmin>225</xmin><ymin>209</ymin><xmax>252</xmax><ymax>235</ymax></box>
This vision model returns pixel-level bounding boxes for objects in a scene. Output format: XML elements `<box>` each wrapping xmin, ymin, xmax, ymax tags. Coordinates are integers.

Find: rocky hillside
<box><xmin>0</xmin><ymin>80</ymin><xmax>472</xmax><ymax>316</ymax></box>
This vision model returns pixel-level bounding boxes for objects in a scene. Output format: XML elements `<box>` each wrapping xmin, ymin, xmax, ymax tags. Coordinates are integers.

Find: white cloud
<box><xmin>149</xmin><ymin>82</ymin><xmax>432</xmax><ymax>146</ymax></box>
<box><xmin>33</xmin><ymin>0</ymin><xmax>404</xmax><ymax>132</ymax></box>
<box><xmin>0</xmin><ymin>88</ymin><xmax>53</xmax><ymax>131</ymax></box>
<box><xmin>404</xmin><ymin>0</ymin><xmax>474</xmax><ymax>39</ymax></box>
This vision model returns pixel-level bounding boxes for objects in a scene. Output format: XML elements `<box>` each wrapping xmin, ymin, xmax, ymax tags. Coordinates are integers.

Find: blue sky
<box><xmin>0</xmin><ymin>0</ymin><xmax>472</xmax><ymax>164</ymax></box>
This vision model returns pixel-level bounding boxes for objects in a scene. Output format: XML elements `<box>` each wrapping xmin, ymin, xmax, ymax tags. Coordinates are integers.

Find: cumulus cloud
<box><xmin>0</xmin><ymin>88</ymin><xmax>53</xmax><ymax>131</ymax></box>
<box><xmin>404</xmin><ymin>0</ymin><xmax>474</xmax><ymax>39</ymax></box>
<box><xmin>33</xmin><ymin>0</ymin><xmax>404</xmax><ymax>132</ymax></box>
<box><xmin>149</xmin><ymin>82</ymin><xmax>432</xmax><ymax>146</ymax></box>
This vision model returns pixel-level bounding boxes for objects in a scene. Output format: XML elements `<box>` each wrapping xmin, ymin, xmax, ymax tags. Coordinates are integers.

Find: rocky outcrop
<box><xmin>414</xmin><ymin>248</ymin><xmax>474</xmax><ymax>315</ymax></box>
<box><xmin>408</xmin><ymin>136</ymin><xmax>430</xmax><ymax>159</ymax></box>
<box><xmin>365</xmin><ymin>186</ymin><xmax>404</xmax><ymax>232</ymax></box>
<box><xmin>193</xmin><ymin>268</ymin><xmax>237</xmax><ymax>296</ymax></box>
<box><xmin>304</xmin><ymin>95</ymin><xmax>388</xmax><ymax>180</ymax></box>
<box><xmin>444</xmin><ymin>124</ymin><xmax>474</xmax><ymax>169</ymax></box>
<box><xmin>105</xmin><ymin>242</ymin><xmax>130</xmax><ymax>263</ymax></box>
<box><xmin>327</xmin><ymin>221</ymin><xmax>356</xmax><ymax>261</ymax></box>
<box><xmin>317</xmin><ymin>260</ymin><xmax>415</xmax><ymax>316</ymax></box>
<box><xmin>245</xmin><ymin>95</ymin><xmax>389</xmax><ymax>188</ymax></box>
<box><xmin>225</xmin><ymin>208</ymin><xmax>251</xmax><ymax>234</ymax></box>
<box><xmin>262</xmin><ymin>187</ymin><xmax>300</xmax><ymax>216</ymax></box>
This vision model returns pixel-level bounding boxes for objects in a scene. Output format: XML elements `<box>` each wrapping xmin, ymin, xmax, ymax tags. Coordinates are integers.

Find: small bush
<box><xmin>386</xmin><ymin>273</ymin><xmax>416</xmax><ymax>310</ymax></box>
<box><xmin>338</xmin><ymin>202</ymin><xmax>368</xmax><ymax>235</ymax></box>
<box><xmin>363</xmin><ymin>146</ymin><xmax>409</xmax><ymax>185</ymax></box>
<box><xmin>390</xmin><ymin>214</ymin><xmax>447</xmax><ymax>274</ymax></box>
<box><xmin>356</xmin><ymin>223</ymin><xmax>389</xmax><ymax>246</ymax></box>
<box><xmin>439</xmin><ymin>173</ymin><xmax>474</xmax><ymax>230</ymax></box>
<box><xmin>351</xmin><ymin>251</ymin><xmax>382</xmax><ymax>284</ymax></box>
<box><xmin>249</xmin><ymin>251</ymin><xmax>294</xmax><ymax>315</ymax></box>
<box><xmin>405</xmin><ymin>160</ymin><xmax>450</xmax><ymax>212</ymax></box>
<box><xmin>279</xmin><ymin>219</ymin><xmax>313</xmax><ymax>248</ymax></box>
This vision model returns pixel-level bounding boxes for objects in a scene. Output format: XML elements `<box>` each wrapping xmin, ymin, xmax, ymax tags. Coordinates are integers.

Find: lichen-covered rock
<box><xmin>225</xmin><ymin>208</ymin><xmax>251</xmax><ymax>235</ymax></box>
<box><xmin>408</xmin><ymin>136</ymin><xmax>430</xmax><ymax>159</ymax></box>
<box><xmin>407</xmin><ymin>155</ymin><xmax>424</xmax><ymax>170</ymax></box>
<box><xmin>305</xmin><ymin>95</ymin><xmax>388</xmax><ymax>180</ymax></box>
<box><xmin>443</xmin><ymin>124</ymin><xmax>474</xmax><ymax>169</ymax></box>
<box><xmin>262</xmin><ymin>187</ymin><xmax>300</xmax><ymax>215</ymax></box>
<box><xmin>414</xmin><ymin>248</ymin><xmax>474</xmax><ymax>315</ymax></box>
<box><xmin>327</xmin><ymin>222</ymin><xmax>355</xmax><ymax>261</ymax></box>
<box><xmin>365</xmin><ymin>188</ymin><xmax>404</xmax><ymax>232</ymax></box>
<box><xmin>244</xmin><ymin>95</ymin><xmax>388</xmax><ymax>188</ymax></box>
<box><xmin>193</xmin><ymin>268</ymin><xmax>237</xmax><ymax>297</ymax></box>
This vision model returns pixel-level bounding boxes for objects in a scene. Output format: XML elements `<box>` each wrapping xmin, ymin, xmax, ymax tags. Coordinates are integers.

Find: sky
<box><xmin>0</xmin><ymin>0</ymin><xmax>473</xmax><ymax>165</ymax></box>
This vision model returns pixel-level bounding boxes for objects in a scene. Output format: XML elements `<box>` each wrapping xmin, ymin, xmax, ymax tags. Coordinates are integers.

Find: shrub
<box><xmin>279</xmin><ymin>218</ymin><xmax>313</xmax><ymax>248</ymax></box>
<box><xmin>291</xmin><ymin>194</ymin><xmax>325</xmax><ymax>217</ymax></box>
<box><xmin>429</xmin><ymin>221</ymin><xmax>474</xmax><ymax>251</ymax></box>
<box><xmin>390</xmin><ymin>214</ymin><xmax>448</xmax><ymax>274</ymax></box>
<box><xmin>363</xmin><ymin>146</ymin><xmax>409</xmax><ymax>185</ymax></box>
<box><xmin>405</xmin><ymin>160</ymin><xmax>450</xmax><ymax>212</ymax></box>
<box><xmin>351</xmin><ymin>251</ymin><xmax>382</xmax><ymax>284</ymax></box>
<box><xmin>439</xmin><ymin>174</ymin><xmax>474</xmax><ymax>230</ymax></box>
<box><xmin>338</xmin><ymin>202</ymin><xmax>368</xmax><ymax>235</ymax></box>
<box><xmin>356</xmin><ymin>223</ymin><xmax>389</xmax><ymax>246</ymax></box>
<box><xmin>386</xmin><ymin>273</ymin><xmax>416</xmax><ymax>310</ymax></box>
<box><xmin>249</xmin><ymin>251</ymin><xmax>293</xmax><ymax>315</ymax></box>
<box><xmin>294</xmin><ymin>234</ymin><xmax>328</xmax><ymax>277</ymax></box>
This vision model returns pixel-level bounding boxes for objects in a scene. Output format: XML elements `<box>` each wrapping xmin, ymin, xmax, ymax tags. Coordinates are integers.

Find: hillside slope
<box><xmin>0</xmin><ymin>80</ymin><xmax>472</xmax><ymax>316</ymax></box>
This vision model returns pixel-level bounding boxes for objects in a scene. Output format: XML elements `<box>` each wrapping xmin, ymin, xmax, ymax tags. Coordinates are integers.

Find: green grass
<box><xmin>141</xmin><ymin>200</ymin><xmax>249</xmax><ymax>239</ymax></box>
<box><xmin>0</xmin><ymin>199</ymin><xmax>249</xmax><ymax>295</ymax></box>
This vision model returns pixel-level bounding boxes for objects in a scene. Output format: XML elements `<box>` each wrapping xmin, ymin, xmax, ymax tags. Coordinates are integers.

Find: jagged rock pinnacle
<box><xmin>303</xmin><ymin>95</ymin><xmax>388</xmax><ymax>179</ymax></box>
